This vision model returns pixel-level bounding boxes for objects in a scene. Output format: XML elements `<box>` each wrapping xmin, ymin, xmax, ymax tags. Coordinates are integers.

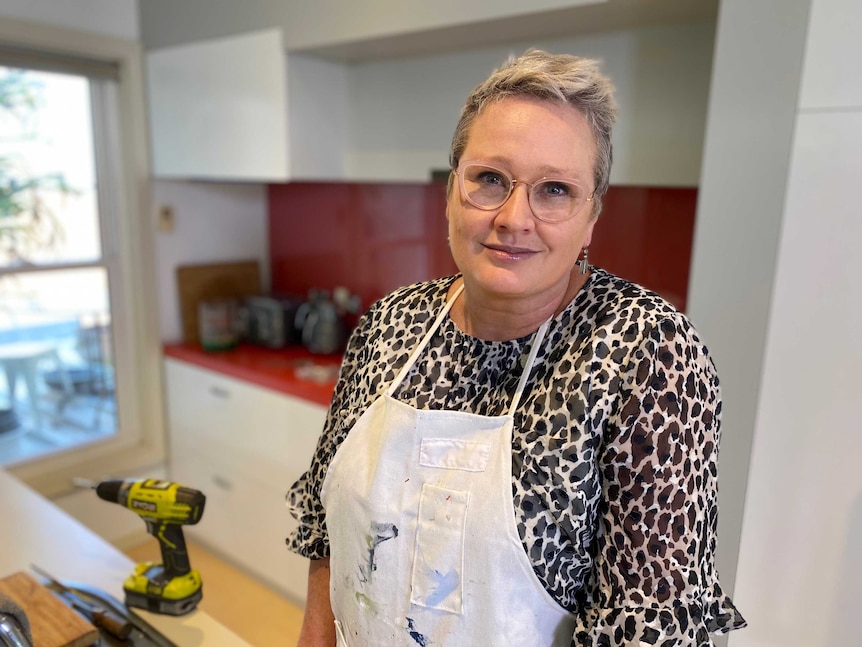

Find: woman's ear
<box><xmin>582</xmin><ymin>219</ymin><xmax>596</xmax><ymax>249</ymax></box>
<box><xmin>445</xmin><ymin>173</ymin><xmax>455</xmax><ymax>223</ymax></box>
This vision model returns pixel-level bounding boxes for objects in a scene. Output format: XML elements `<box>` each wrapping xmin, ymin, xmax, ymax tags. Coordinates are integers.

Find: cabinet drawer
<box><xmin>164</xmin><ymin>358</ymin><xmax>326</xmax><ymax>485</ymax></box>
<box><xmin>165</xmin><ymin>359</ymin><xmax>278</xmax><ymax>441</ymax></box>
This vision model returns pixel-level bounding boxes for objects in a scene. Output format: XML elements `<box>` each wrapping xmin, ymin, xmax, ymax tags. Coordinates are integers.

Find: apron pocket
<box><xmin>410</xmin><ymin>483</ymin><xmax>469</xmax><ymax>614</ymax></box>
<box><xmin>419</xmin><ymin>438</ymin><xmax>491</xmax><ymax>471</ymax></box>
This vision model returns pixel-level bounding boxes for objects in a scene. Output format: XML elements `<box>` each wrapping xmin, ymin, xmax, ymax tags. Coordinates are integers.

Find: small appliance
<box><xmin>244</xmin><ymin>295</ymin><xmax>303</xmax><ymax>348</ymax></box>
<box><xmin>295</xmin><ymin>289</ymin><xmax>348</xmax><ymax>355</ymax></box>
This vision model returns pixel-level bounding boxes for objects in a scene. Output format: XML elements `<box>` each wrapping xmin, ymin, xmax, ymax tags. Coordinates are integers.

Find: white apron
<box><xmin>321</xmin><ymin>285</ymin><xmax>576</xmax><ymax>646</ymax></box>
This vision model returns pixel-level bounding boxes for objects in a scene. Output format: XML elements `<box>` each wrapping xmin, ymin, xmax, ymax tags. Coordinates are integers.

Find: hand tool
<box><xmin>48</xmin><ymin>580</ymin><xmax>177</xmax><ymax>647</ymax></box>
<box><xmin>30</xmin><ymin>564</ymin><xmax>133</xmax><ymax>640</ymax></box>
<box><xmin>85</xmin><ymin>478</ymin><xmax>206</xmax><ymax>616</ymax></box>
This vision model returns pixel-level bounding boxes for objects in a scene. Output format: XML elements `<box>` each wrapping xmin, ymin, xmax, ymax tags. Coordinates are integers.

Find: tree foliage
<box><xmin>0</xmin><ymin>67</ymin><xmax>71</xmax><ymax>264</ymax></box>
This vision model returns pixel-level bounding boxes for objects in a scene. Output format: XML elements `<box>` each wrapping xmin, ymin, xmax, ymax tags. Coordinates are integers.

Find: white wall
<box><xmin>0</xmin><ymin>0</ymin><xmax>139</xmax><ymax>40</ymax></box>
<box><xmin>725</xmin><ymin>0</ymin><xmax>862</xmax><ymax>644</ymax></box>
<box><xmin>346</xmin><ymin>21</ymin><xmax>715</xmax><ymax>185</ymax></box>
<box><xmin>152</xmin><ymin>180</ymin><xmax>269</xmax><ymax>342</ymax></box>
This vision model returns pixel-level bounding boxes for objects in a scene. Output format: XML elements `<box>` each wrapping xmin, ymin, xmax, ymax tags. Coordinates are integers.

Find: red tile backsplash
<box><xmin>590</xmin><ymin>186</ymin><xmax>697</xmax><ymax>312</ymax></box>
<box><xmin>269</xmin><ymin>181</ymin><xmax>456</xmax><ymax>310</ymax></box>
<box><xmin>269</xmin><ymin>182</ymin><xmax>696</xmax><ymax>313</ymax></box>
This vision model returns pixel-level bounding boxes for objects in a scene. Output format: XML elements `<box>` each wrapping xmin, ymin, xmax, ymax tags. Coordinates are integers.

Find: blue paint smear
<box><xmin>405</xmin><ymin>617</ymin><xmax>431</xmax><ymax>646</ymax></box>
<box><xmin>359</xmin><ymin>521</ymin><xmax>399</xmax><ymax>583</ymax></box>
<box><xmin>424</xmin><ymin>569</ymin><xmax>459</xmax><ymax>607</ymax></box>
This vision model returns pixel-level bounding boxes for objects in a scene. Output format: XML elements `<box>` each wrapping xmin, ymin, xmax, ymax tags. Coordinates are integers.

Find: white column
<box><xmin>687</xmin><ymin>0</ymin><xmax>812</xmax><ymax>614</ymax></box>
<box><xmin>727</xmin><ymin>0</ymin><xmax>862</xmax><ymax>645</ymax></box>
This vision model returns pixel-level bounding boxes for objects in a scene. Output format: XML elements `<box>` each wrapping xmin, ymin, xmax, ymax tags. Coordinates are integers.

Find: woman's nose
<box><xmin>494</xmin><ymin>183</ymin><xmax>535</xmax><ymax>230</ymax></box>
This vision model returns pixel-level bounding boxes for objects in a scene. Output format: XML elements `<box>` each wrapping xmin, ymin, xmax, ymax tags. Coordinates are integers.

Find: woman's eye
<box><xmin>541</xmin><ymin>182</ymin><xmax>570</xmax><ymax>197</ymax></box>
<box><xmin>477</xmin><ymin>171</ymin><xmax>505</xmax><ymax>186</ymax></box>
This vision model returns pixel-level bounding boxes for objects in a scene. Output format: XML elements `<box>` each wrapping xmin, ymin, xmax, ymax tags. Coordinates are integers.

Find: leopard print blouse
<box><xmin>287</xmin><ymin>268</ymin><xmax>746</xmax><ymax>645</ymax></box>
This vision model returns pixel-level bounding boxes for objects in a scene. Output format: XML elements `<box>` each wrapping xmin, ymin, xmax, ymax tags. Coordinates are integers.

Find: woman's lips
<box><xmin>483</xmin><ymin>243</ymin><xmax>537</xmax><ymax>261</ymax></box>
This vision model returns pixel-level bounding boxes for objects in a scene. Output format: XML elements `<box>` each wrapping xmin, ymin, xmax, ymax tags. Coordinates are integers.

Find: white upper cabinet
<box><xmin>147</xmin><ymin>28</ymin><xmax>288</xmax><ymax>180</ymax></box>
<box><xmin>147</xmin><ymin>29</ymin><xmax>347</xmax><ymax>182</ymax></box>
<box><xmin>146</xmin><ymin>28</ymin><xmax>347</xmax><ymax>181</ymax></box>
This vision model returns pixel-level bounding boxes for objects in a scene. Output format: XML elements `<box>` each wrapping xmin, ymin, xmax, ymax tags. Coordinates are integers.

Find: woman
<box><xmin>288</xmin><ymin>50</ymin><xmax>746</xmax><ymax>646</ymax></box>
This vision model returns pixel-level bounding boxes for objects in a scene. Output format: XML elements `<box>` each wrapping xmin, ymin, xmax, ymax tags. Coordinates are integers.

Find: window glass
<box><xmin>0</xmin><ymin>67</ymin><xmax>101</xmax><ymax>267</ymax></box>
<box><xmin>0</xmin><ymin>66</ymin><xmax>116</xmax><ymax>466</ymax></box>
<box><xmin>0</xmin><ymin>267</ymin><xmax>115</xmax><ymax>464</ymax></box>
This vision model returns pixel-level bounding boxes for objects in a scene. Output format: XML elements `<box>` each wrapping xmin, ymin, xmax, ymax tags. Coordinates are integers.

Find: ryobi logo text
<box><xmin>131</xmin><ymin>499</ymin><xmax>157</xmax><ymax>513</ymax></box>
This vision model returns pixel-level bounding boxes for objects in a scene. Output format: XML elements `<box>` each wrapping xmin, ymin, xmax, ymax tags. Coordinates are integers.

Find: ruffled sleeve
<box><xmin>574</xmin><ymin>315</ymin><xmax>746</xmax><ymax>645</ymax></box>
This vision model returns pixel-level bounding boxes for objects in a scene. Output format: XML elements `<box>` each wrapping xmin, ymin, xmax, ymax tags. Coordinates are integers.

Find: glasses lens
<box><xmin>530</xmin><ymin>181</ymin><xmax>587</xmax><ymax>222</ymax></box>
<box><xmin>461</xmin><ymin>164</ymin><xmax>511</xmax><ymax>209</ymax></box>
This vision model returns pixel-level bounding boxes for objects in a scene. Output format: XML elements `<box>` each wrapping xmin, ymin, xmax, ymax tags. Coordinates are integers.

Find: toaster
<box><xmin>244</xmin><ymin>295</ymin><xmax>303</xmax><ymax>348</ymax></box>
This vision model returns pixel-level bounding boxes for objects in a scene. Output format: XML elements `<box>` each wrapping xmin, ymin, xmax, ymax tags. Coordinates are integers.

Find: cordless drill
<box><xmin>94</xmin><ymin>478</ymin><xmax>206</xmax><ymax>616</ymax></box>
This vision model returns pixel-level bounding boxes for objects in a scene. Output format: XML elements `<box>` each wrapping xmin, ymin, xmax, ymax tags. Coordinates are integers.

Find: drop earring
<box><xmin>578</xmin><ymin>247</ymin><xmax>589</xmax><ymax>274</ymax></box>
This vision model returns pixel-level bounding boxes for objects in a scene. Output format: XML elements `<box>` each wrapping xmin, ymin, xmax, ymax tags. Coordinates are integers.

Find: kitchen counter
<box><xmin>163</xmin><ymin>343</ymin><xmax>341</xmax><ymax>407</ymax></box>
<box><xmin>0</xmin><ymin>468</ymin><xmax>250</xmax><ymax>646</ymax></box>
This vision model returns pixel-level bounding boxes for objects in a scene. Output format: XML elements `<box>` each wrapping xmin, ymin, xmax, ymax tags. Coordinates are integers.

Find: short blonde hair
<box><xmin>449</xmin><ymin>49</ymin><xmax>617</xmax><ymax>217</ymax></box>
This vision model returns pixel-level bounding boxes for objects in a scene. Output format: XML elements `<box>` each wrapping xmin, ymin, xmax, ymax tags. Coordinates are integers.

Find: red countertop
<box><xmin>163</xmin><ymin>342</ymin><xmax>341</xmax><ymax>407</ymax></box>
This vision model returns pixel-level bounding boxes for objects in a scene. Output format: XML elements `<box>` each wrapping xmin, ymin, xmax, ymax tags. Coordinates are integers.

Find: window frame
<box><xmin>0</xmin><ymin>16</ymin><xmax>165</xmax><ymax>497</ymax></box>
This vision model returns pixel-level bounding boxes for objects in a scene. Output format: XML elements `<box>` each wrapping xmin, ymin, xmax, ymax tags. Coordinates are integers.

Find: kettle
<box><xmin>295</xmin><ymin>290</ymin><xmax>347</xmax><ymax>354</ymax></box>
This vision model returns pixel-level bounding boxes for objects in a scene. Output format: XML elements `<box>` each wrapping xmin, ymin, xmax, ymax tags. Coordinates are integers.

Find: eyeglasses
<box><xmin>454</xmin><ymin>161</ymin><xmax>594</xmax><ymax>223</ymax></box>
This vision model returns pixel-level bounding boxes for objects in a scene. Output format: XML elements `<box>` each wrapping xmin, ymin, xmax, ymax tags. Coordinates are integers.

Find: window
<box><xmin>0</xmin><ymin>66</ymin><xmax>118</xmax><ymax>462</ymax></box>
<box><xmin>0</xmin><ymin>22</ymin><xmax>164</xmax><ymax>496</ymax></box>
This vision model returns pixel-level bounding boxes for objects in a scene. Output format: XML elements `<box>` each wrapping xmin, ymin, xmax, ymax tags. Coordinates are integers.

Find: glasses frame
<box><xmin>453</xmin><ymin>160</ymin><xmax>594</xmax><ymax>223</ymax></box>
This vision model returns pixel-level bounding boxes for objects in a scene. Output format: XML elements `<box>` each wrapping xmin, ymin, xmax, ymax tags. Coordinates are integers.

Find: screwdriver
<box><xmin>30</xmin><ymin>564</ymin><xmax>133</xmax><ymax>641</ymax></box>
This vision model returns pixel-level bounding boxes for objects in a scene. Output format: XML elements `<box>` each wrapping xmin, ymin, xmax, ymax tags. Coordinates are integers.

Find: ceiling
<box><xmin>295</xmin><ymin>0</ymin><xmax>719</xmax><ymax>62</ymax></box>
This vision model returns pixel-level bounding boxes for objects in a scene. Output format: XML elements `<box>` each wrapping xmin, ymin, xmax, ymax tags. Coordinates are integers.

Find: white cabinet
<box><xmin>163</xmin><ymin>357</ymin><xmax>327</xmax><ymax>605</ymax></box>
<box><xmin>147</xmin><ymin>29</ymin><xmax>288</xmax><ymax>180</ymax></box>
<box><xmin>146</xmin><ymin>29</ymin><xmax>348</xmax><ymax>181</ymax></box>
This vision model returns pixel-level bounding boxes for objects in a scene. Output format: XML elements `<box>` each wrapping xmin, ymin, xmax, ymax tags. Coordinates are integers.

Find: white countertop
<box><xmin>0</xmin><ymin>468</ymin><xmax>250</xmax><ymax>646</ymax></box>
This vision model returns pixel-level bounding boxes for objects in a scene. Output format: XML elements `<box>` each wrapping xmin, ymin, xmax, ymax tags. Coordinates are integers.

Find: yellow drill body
<box><xmin>95</xmin><ymin>478</ymin><xmax>206</xmax><ymax>615</ymax></box>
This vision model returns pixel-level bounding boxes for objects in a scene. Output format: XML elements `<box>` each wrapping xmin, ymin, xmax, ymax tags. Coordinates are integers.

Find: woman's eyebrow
<box><xmin>474</xmin><ymin>157</ymin><xmax>582</xmax><ymax>179</ymax></box>
<box><xmin>534</xmin><ymin>165</ymin><xmax>581</xmax><ymax>179</ymax></box>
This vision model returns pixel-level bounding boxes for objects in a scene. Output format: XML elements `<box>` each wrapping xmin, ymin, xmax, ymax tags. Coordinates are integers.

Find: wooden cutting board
<box><xmin>176</xmin><ymin>260</ymin><xmax>261</xmax><ymax>345</ymax></box>
<box><xmin>0</xmin><ymin>571</ymin><xmax>98</xmax><ymax>647</ymax></box>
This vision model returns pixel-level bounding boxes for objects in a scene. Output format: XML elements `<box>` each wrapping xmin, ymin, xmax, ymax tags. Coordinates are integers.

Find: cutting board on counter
<box><xmin>177</xmin><ymin>260</ymin><xmax>261</xmax><ymax>345</ymax></box>
<box><xmin>0</xmin><ymin>571</ymin><xmax>98</xmax><ymax>647</ymax></box>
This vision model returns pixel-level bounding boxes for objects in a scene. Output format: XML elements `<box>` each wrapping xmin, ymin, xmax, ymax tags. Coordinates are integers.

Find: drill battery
<box><xmin>123</xmin><ymin>562</ymin><xmax>203</xmax><ymax>616</ymax></box>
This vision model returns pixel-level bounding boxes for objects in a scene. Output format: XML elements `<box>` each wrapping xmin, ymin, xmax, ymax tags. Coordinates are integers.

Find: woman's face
<box><xmin>447</xmin><ymin>96</ymin><xmax>598</xmax><ymax>306</ymax></box>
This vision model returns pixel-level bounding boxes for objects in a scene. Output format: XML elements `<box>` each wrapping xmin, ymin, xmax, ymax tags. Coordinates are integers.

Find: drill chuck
<box><xmin>94</xmin><ymin>480</ymin><xmax>123</xmax><ymax>504</ymax></box>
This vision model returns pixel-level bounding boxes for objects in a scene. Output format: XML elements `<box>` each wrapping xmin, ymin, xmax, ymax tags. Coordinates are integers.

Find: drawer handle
<box><xmin>208</xmin><ymin>385</ymin><xmax>230</xmax><ymax>399</ymax></box>
<box><xmin>212</xmin><ymin>474</ymin><xmax>233</xmax><ymax>491</ymax></box>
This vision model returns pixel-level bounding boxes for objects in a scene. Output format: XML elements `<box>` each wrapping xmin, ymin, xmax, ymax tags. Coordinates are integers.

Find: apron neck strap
<box><xmin>386</xmin><ymin>281</ymin><xmax>552</xmax><ymax>413</ymax></box>
<box><xmin>507</xmin><ymin>318</ymin><xmax>550</xmax><ymax>417</ymax></box>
